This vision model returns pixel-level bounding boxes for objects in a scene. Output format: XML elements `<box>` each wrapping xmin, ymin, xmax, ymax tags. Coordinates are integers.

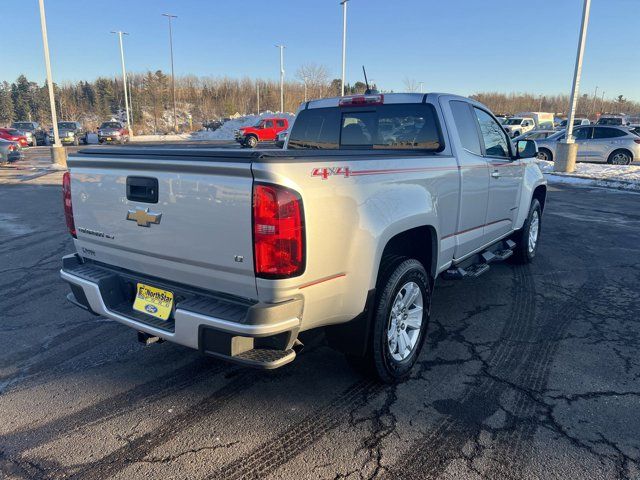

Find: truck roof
<box><xmin>302</xmin><ymin>92</ymin><xmax>482</xmax><ymax>111</ymax></box>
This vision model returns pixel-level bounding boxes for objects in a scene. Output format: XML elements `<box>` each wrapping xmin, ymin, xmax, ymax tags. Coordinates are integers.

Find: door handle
<box><xmin>491</xmin><ymin>171</ymin><xmax>501</xmax><ymax>178</ymax></box>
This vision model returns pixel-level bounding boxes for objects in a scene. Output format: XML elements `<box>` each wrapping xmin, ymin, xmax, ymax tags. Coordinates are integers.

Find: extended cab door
<box><xmin>261</xmin><ymin>119</ymin><xmax>276</xmax><ymax>141</ymax></box>
<box><xmin>445</xmin><ymin>99</ymin><xmax>490</xmax><ymax>258</ymax></box>
<box><xmin>472</xmin><ymin>107</ymin><xmax>524</xmax><ymax>241</ymax></box>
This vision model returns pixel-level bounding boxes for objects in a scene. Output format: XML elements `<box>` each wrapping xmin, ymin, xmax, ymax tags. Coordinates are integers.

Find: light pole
<box><xmin>110</xmin><ymin>31</ymin><xmax>133</xmax><ymax>137</ymax></box>
<box><xmin>162</xmin><ymin>13</ymin><xmax>178</xmax><ymax>132</ymax></box>
<box><xmin>340</xmin><ymin>0</ymin><xmax>349</xmax><ymax>96</ymax></box>
<box><xmin>303</xmin><ymin>76</ymin><xmax>308</xmax><ymax>102</ymax></box>
<box><xmin>275</xmin><ymin>44</ymin><xmax>285</xmax><ymax>112</ymax></box>
<box><xmin>555</xmin><ymin>0</ymin><xmax>591</xmax><ymax>173</ymax></box>
<box><xmin>256</xmin><ymin>82</ymin><xmax>260</xmax><ymax>113</ymax></box>
<box><xmin>37</xmin><ymin>0</ymin><xmax>65</xmax><ymax>166</ymax></box>
<box><xmin>600</xmin><ymin>90</ymin><xmax>605</xmax><ymax>114</ymax></box>
<box><xmin>418</xmin><ymin>81</ymin><xmax>424</xmax><ymax>93</ymax></box>
<box><xmin>591</xmin><ymin>85</ymin><xmax>598</xmax><ymax>116</ymax></box>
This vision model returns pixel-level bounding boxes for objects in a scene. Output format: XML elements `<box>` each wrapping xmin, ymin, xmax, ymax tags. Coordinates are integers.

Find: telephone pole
<box><xmin>591</xmin><ymin>85</ymin><xmax>598</xmax><ymax>116</ymax></box>
<box><xmin>162</xmin><ymin>13</ymin><xmax>178</xmax><ymax>132</ymax></box>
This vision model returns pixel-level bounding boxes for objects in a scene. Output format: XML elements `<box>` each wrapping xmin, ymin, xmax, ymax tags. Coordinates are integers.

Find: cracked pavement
<box><xmin>0</xmin><ymin>178</ymin><xmax>639</xmax><ymax>479</ymax></box>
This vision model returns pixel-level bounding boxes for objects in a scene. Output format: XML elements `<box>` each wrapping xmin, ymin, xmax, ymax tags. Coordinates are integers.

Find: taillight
<box><xmin>339</xmin><ymin>94</ymin><xmax>384</xmax><ymax>107</ymax></box>
<box><xmin>253</xmin><ymin>183</ymin><xmax>304</xmax><ymax>278</ymax></box>
<box><xmin>62</xmin><ymin>171</ymin><xmax>76</xmax><ymax>238</ymax></box>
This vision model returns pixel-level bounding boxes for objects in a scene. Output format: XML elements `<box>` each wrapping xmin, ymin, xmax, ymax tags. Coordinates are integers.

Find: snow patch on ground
<box><xmin>130</xmin><ymin>111</ymin><xmax>296</xmax><ymax>143</ymax></box>
<box><xmin>537</xmin><ymin>159</ymin><xmax>640</xmax><ymax>191</ymax></box>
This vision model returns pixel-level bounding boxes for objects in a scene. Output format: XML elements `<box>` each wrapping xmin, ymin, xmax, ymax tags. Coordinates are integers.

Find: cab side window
<box><xmin>276</xmin><ymin>120</ymin><xmax>285</xmax><ymax>128</ymax></box>
<box><xmin>450</xmin><ymin>101</ymin><xmax>482</xmax><ymax>155</ymax></box>
<box><xmin>473</xmin><ymin>108</ymin><xmax>510</xmax><ymax>158</ymax></box>
<box><xmin>264</xmin><ymin>120</ymin><xmax>274</xmax><ymax>128</ymax></box>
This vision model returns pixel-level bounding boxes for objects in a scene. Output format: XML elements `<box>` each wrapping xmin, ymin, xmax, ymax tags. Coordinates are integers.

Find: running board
<box><xmin>443</xmin><ymin>239</ymin><xmax>516</xmax><ymax>280</ymax></box>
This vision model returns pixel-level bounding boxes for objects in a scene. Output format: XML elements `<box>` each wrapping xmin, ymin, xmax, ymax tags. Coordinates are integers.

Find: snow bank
<box><xmin>129</xmin><ymin>111</ymin><xmax>296</xmax><ymax>143</ymax></box>
<box><xmin>537</xmin><ymin>160</ymin><xmax>640</xmax><ymax>191</ymax></box>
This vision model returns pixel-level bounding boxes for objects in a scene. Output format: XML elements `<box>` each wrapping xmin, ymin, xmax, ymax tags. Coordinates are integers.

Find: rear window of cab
<box><xmin>288</xmin><ymin>103</ymin><xmax>444</xmax><ymax>151</ymax></box>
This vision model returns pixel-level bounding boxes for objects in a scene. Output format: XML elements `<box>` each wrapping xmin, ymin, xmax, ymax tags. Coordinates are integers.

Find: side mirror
<box><xmin>516</xmin><ymin>139</ymin><xmax>537</xmax><ymax>159</ymax></box>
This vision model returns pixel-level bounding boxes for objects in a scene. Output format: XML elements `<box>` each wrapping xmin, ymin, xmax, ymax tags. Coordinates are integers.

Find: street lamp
<box><xmin>37</xmin><ymin>0</ymin><xmax>65</xmax><ymax>166</ymax></box>
<box><xmin>418</xmin><ymin>81</ymin><xmax>424</xmax><ymax>93</ymax></box>
<box><xmin>162</xmin><ymin>13</ymin><xmax>178</xmax><ymax>132</ymax></box>
<box><xmin>110</xmin><ymin>31</ymin><xmax>133</xmax><ymax>137</ymax></box>
<box><xmin>303</xmin><ymin>76</ymin><xmax>308</xmax><ymax>102</ymax></box>
<box><xmin>275</xmin><ymin>44</ymin><xmax>285</xmax><ymax>112</ymax></box>
<box><xmin>555</xmin><ymin>0</ymin><xmax>591</xmax><ymax>173</ymax></box>
<box><xmin>340</xmin><ymin>0</ymin><xmax>349</xmax><ymax>96</ymax></box>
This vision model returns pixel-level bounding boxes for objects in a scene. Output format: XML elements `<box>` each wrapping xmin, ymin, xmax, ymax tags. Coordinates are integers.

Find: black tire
<box><xmin>537</xmin><ymin>148</ymin><xmax>553</xmax><ymax>162</ymax></box>
<box><xmin>607</xmin><ymin>149</ymin><xmax>632</xmax><ymax>165</ymax></box>
<box><xmin>512</xmin><ymin>198</ymin><xmax>542</xmax><ymax>264</ymax></box>
<box><xmin>363</xmin><ymin>257</ymin><xmax>431</xmax><ymax>383</ymax></box>
<box><xmin>245</xmin><ymin>135</ymin><xmax>258</xmax><ymax>148</ymax></box>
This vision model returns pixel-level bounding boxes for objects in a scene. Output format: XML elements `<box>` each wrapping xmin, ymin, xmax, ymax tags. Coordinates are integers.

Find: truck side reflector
<box><xmin>253</xmin><ymin>183</ymin><xmax>305</xmax><ymax>278</ymax></box>
<box><xmin>339</xmin><ymin>94</ymin><xmax>384</xmax><ymax>107</ymax></box>
<box><xmin>62</xmin><ymin>171</ymin><xmax>77</xmax><ymax>238</ymax></box>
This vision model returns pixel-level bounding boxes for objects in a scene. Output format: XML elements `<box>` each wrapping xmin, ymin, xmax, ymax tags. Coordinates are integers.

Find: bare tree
<box><xmin>295</xmin><ymin>63</ymin><xmax>330</xmax><ymax>99</ymax></box>
<box><xmin>403</xmin><ymin>77</ymin><xmax>418</xmax><ymax>93</ymax></box>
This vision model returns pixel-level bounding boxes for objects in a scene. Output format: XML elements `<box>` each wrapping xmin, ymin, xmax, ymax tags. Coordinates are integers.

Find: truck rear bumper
<box><xmin>60</xmin><ymin>254</ymin><xmax>303</xmax><ymax>369</ymax></box>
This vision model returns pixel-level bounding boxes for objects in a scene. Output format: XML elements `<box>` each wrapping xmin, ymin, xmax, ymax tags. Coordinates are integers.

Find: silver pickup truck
<box><xmin>61</xmin><ymin>93</ymin><xmax>547</xmax><ymax>382</ymax></box>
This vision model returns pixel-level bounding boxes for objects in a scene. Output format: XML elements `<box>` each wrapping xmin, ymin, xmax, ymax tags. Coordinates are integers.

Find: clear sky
<box><xmin>2</xmin><ymin>0</ymin><xmax>639</xmax><ymax>101</ymax></box>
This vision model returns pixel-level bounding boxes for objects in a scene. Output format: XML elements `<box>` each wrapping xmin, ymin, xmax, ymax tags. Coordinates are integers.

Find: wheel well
<box><xmin>532</xmin><ymin>184</ymin><xmax>547</xmax><ymax>212</ymax></box>
<box><xmin>608</xmin><ymin>148</ymin><xmax>633</xmax><ymax>162</ymax></box>
<box><xmin>380</xmin><ymin>226</ymin><xmax>437</xmax><ymax>279</ymax></box>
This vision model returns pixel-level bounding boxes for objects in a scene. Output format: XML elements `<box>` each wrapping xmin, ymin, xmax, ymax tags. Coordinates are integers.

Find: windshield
<box><xmin>505</xmin><ymin>118</ymin><xmax>523</xmax><ymax>125</ymax></box>
<box><xmin>58</xmin><ymin>122</ymin><xmax>76</xmax><ymax>130</ymax></box>
<box><xmin>11</xmin><ymin>122</ymin><xmax>34</xmax><ymax>130</ymax></box>
<box><xmin>100</xmin><ymin>122</ymin><xmax>121</xmax><ymax>129</ymax></box>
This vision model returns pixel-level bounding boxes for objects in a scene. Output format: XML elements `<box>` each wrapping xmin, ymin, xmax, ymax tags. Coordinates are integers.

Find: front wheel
<box><xmin>537</xmin><ymin>148</ymin><xmax>552</xmax><ymax>161</ymax></box>
<box><xmin>512</xmin><ymin>198</ymin><xmax>542</xmax><ymax>264</ymax></box>
<box><xmin>366</xmin><ymin>258</ymin><xmax>431</xmax><ymax>383</ymax></box>
<box><xmin>245</xmin><ymin>135</ymin><xmax>258</xmax><ymax>148</ymax></box>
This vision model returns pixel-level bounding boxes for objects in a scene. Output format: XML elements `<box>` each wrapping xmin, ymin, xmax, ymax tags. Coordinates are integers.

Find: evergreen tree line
<box><xmin>1</xmin><ymin>72</ymin><xmax>637</xmax><ymax>134</ymax></box>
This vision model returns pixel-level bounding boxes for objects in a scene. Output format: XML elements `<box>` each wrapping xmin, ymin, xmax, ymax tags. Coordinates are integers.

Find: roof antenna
<box><xmin>362</xmin><ymin>65</ymin><xmax>378</xmax><ymax>94</ymax></box>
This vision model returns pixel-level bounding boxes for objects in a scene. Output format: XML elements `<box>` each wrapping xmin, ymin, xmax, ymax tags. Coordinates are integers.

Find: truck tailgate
<box><xmin>68</xmin><ymin>152</ymin><xmax>257</xmax><ymax>300</ymax></box>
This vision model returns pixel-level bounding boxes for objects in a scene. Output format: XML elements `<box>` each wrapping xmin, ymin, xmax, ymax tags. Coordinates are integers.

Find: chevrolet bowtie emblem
<box><xmin>126</xmin><ymin>207</ymin><xmax>162</xmax><ymax>227</ymax></box>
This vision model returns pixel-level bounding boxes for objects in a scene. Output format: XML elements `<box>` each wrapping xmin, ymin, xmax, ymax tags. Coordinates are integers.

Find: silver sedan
<box><xmin>535</xmin><ymin>126</ymin><xmax>640</xmax><ymax>165</ymax></box>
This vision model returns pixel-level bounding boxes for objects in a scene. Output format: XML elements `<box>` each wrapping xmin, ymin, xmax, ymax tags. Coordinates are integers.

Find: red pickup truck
<box><xmin>235</xmin><ymin>117</ymin><xmax>289</xmax><ymax>148</ymax></box>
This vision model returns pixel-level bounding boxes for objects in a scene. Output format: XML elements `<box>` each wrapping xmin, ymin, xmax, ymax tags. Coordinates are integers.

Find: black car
<box><xmin>10</xmin><ymin>121</ymin><xmax>49</xmax><ymax>146</ymax></box>
<box><xmin>50</xmin><ymin>122</ymin><xmax>88</xmax><ymax>146</ymax></box>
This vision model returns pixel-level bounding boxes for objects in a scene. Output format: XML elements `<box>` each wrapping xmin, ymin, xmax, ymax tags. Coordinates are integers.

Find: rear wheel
<box><xmin>360</xmin><ymin>257</ymin><xmax>431</xmax><ymax>383</ymax></box>
<box><xmin>537</xmin><ymin>148</ymin><xmax>552</xmax><ymax>161</ymax></box>
<box><xmin>512</xmin><ymin>198</ymin><xmax>542</xmax><ymax>264</ymax></box>
<box><xmin>608</xmin><ymin>149</ymin><xmax>632</xmax><ymax>165</ymax></box>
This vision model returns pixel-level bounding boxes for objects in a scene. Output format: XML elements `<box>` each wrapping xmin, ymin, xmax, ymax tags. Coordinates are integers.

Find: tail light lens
<box><xmin>62</xmin><ymin>172</ymin><xmax>76</xmax><ymax>238</ymax></box>
<box><xmin>253</xmin><ymin>183</ymin><xmax>304</xmax><ymax>278</ymax></box>
<box><xmin>339</xmin><ymin>94</ymin><xmax>384</xmax><ymax>107</ymax></box>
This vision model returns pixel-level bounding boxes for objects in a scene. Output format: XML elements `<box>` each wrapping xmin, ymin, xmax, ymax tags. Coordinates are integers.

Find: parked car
<box><xmin>535</xmin><ymin>126</ymin><xmax>640</xmax><ymax>164</ymax></box>
<box><xmin>98</xmin><ymin>121</ymin><xmax>129</xmax><ymax>144</ymax></box>
<box><xmin>513</xmin><ymin>130</ymin><xmax>557</xmax><ymax>142</ymax></box>
<box><xmin>50</xmin><ymin>122</ymin><xmax>87</xmax><ymax>146</ymax></box>
<box><xmin>235</xmin><ymin>117</ymin><xmax>289</xmax><ymax>148</ymax></box>
<box><xmin>10</xmin><ymin>121</ymin><xmax>49</xmax><ymax>146</ymax></box>
<box><xmin>0</xmin><ymin>128</ymin><xmax>29</xmax><ymax>148</ymax></box>
<box><xmin>502</xmin><ymin>117</ymin><xmax>536</xmax><ymax>138</ymax></box>
<box><xmin>597</xmin><ymin>115</ymin><xmax>630</xmax><ymax>126</ymax></box>
<box><xmin>515</xmin><ymin>112</ymin><xmax>555</xmax><ymax>130</ymax></box>
<box><xmin>556</xmin><ymin>118</ymin><xmax>591</xmax><ymax>130</ymax></box>
<box><xmin>60</xmin><ymin>92</ymin><xmax>546</xmax><ymax>382</ymax></box>
<box><xmin>0</xmin><ymin>138</ymin><xmax>23</xmax><ymax>163</ymax></box>
<box><xmin>275</xmin><ymin>129</ymin><xmax>289</xmax><ymax>148</ymax></box>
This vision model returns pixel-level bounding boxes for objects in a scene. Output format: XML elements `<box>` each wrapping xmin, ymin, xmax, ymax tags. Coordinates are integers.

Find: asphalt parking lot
<box><xmin>1</xmin><ymin>174</ymin><xmax>639</xmax><ymax>479</ymax></box>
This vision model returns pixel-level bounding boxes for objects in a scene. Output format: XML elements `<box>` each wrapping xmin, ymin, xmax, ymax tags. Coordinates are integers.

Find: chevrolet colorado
<box><xmin>61</xmin><ymin>93</ymin><xmax>547</xmax><ymax>382</ymax></box>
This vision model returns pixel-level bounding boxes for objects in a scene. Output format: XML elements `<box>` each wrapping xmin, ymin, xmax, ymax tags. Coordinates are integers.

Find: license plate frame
<box><xmin>132</xmin><ymin>283</ymin><xmax>174</xmax><ymax>321</ymax></box>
